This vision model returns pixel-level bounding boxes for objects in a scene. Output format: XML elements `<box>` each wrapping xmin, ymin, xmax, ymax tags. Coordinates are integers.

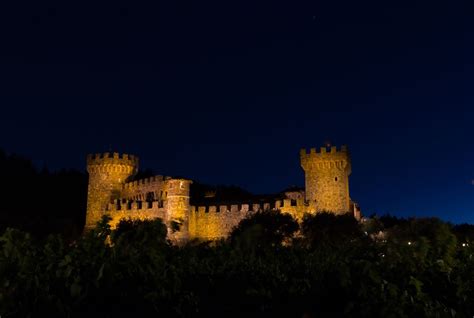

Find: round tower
<box><xmin>85</xmin><ymin>152</ymin><xmax>138</xmax><ymax>230</ymax></box>
<box><xmin>165</xmin><ymin>178</ymin><xmax>193</xmax><ymax>242</ymax></box>
<box><xmin>300</xmin><ymin>145</ymin><xmax>351</xmax><ymax>214</ymax></box>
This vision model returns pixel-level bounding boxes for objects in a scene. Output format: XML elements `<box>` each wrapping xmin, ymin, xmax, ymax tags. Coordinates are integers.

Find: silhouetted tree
<box><xmin>385</xmin><ymin>217</ymin><xmax>457</xmax><ymax>267</ymax></box>
<box><xmin>379</xmin><ymin>213</ymin><xmax>408</xmax><ymax>229</ymax></box>
<box><xmin>0</xmin><ymin>149</ymin><xmax>87</xmax><ymax>239</ymax></box>
<box><xmin>300</xmin><ymin>212</ymin><xmax>364</xmax><ymax>248</ymax></box>
<box><xmin>229</xmin><ymin>209</ymin><xmax>299</xmax><ymax>250</ymax></box>
<box><xmin>452</xmin><ymin>223</ymin><xmax>474</xmax><ymax>243</ymax></box>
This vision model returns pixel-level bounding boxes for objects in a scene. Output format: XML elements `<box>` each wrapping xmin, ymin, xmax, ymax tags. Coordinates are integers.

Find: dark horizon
<box><xmin>1</xmin><ymin>0</ymin><xmax>474</xmax><ymax>224</ymax></box>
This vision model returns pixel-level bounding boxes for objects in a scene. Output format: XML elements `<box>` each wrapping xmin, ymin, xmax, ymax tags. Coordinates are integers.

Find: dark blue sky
<box><xmin>1</xmin><ymin>0</ymin><xmax>473</xmax><ymax>223</ymax></box>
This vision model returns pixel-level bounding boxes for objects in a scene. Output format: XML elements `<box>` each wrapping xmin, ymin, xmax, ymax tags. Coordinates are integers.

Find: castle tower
<box><xmin>300</xmin><ymin>145</ymin><xmax>351</xmax><ymax>214</ymax></box>
<box><xmin>85</xmin><ymin>152</ymin><xmax>138</xmax><ymax>230</ymax></box>
<box><xmin>165</xmin><ymin>178</ymin><xmax>193</xmax><ymax>242</ymax></box>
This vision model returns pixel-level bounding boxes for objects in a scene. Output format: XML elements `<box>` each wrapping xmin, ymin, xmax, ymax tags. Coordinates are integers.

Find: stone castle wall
<box><xmin>122</xmin><ymin>175</ymin><xmax>169</xmax><ymax>201</ymax></box>
<box><xmin>85</xmin><ymin>153</ymin><xmax>138</xmax><ymax>230</ymax></box>
<box><xmin>300</xmin><ymin>146</ymin><xmax>351</xmax><ymax>214</ymax></box>
<box><xmin>100</xmin><ymin>197</ymin><xmax>312</xmax><ymax>240</ymax></box>
<box><xmin>85</xmin><ymin>145</ymin><xmax>357</xmax><ymax>241</ymax></box>
<box><xmin>189</xmin><ymin>198</ymin><xmax>309</xmax><ymax>240</ymax></box>
<box><xmin>105</xmin><ymin>200</ymin><xmax>168</xmax><ymax>228</ymax></box>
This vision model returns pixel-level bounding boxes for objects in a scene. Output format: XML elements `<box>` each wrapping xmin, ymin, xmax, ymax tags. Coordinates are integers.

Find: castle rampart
<box><xmin>300</xmin><ymin>145</ymin><xmax>351</xmax><ymax>214</ymax></box>
<box><xmin>105</xmin><ymin>199</ymin><xmax>168</xmax><ymax>229</ymax></box>
<box><xmin>121</xmin><ymin>175</ymin><xmax>169</xmax><ymax>201</ymax></box>
<box><xmin>85</xmin><ymin>152</ymin><xmax>139</xmax><ymax>230</ymax></box>
<box><xmin>87</xmin><ymin>152</ymin><xmax>139</xmax><ymax>168</ymax></box>
<box><xmin>85</xmin><ymin>145</ymin><xmax>359</xmax><ymax>241</ymax></box>
<box><xmin>188</xmin><ymin>198</ymin><xmax>310</xmax><ymax>239</ymax></box>
<box><xmin>300</xmin><ymin>145</ymin><xmax>349</xmax><ymax>168</ymax></box>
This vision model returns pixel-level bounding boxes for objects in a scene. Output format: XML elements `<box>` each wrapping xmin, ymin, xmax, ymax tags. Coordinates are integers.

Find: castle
<box><xmin>85</xmin><ymin>145</ymin><xmax>360</xmax><ymax>241</ymax></box>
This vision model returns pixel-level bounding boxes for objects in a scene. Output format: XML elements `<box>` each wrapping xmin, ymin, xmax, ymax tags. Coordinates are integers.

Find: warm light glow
<box><xmin>86</xmin><ymin>146</ymin><xmax>356</xmax><ymax>242</ymax></box>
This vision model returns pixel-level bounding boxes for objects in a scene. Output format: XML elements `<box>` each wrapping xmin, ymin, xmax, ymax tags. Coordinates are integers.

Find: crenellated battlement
<box><xmin>192</xmin><ymin>204</ymin><xmax>253</xmax><ymax>214</ymax></box>
<box><xmin>123</xmin><ymin>175</ymin><xmax>168</xmax><ymax>189</ymax></box>
<box><xmin>191</xmin><ymin>198</ymin><xmax>307</xmax><ymax>214</ymax></box>
<box><xmin>300</xmin><ymin>145</ymin><xmax>350</xmax><ymax>170</ymax></box>
<box><xmin>300</xmin><ymin>145</ymin><xmax>348</xmax><ymax>158</ymax></box>
<box><xmin>103</xmin><ymin>199</ymin><xmax>168</xmax><ymax>229</ymax></box>
<box><xmin>300</xmin><ymin>145</ymin><xmax>352</xmax><ymax>214</ymax></box>
<box><xmin>188</xmin><ymin>198</ymin><xmax>309</xmax><ymax>239</ymax></box>
<box><xmin>85</xmin><ymin>152</ymin><xmax>140</xmax><ymax>229</ymax></box>
<box><xmin>87</xmin><ymin>152</ymin><xmax>139</xmax><ymax>167</ymax></box>
<box><xmin>85</xmin><ymin>145</ymin><xmax>358</xmax><ymax>240</ymax></box>
<box><xmin>106</xmin><ymin>199</ymin><xmax>166</xmax><ymax>212</ymax></box>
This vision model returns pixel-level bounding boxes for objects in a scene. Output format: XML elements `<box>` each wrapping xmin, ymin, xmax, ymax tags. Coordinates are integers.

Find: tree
<box><xmin>386</xmin><ymin>217</ymin><xmax>457</xmax><ymax>267</ymax></box>
<box><xmin>300</xmin><ymin>212</ymin><xmax>364</xmax><ymax>248</ymax></box>
<box><xmin>229</xmin><ymin>209</ymin><xmax>299</xmax><ymax>250</ymax></box>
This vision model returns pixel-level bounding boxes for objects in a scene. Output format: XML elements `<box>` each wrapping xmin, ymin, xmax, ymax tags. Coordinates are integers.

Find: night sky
<box><xmin>1</xmin><ymin>1</ymin><xmax>473</xmax><ymax>223</ymax></box>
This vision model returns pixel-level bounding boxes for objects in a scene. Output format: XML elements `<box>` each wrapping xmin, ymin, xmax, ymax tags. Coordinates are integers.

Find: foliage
<box><xmin>229</xmin><ymin>209</ymin><xmax>299</xmax><ymax>250</ymax></box>
<box><xmin>300</xmin><ymin>211</ymin><xmax>366</xmax><ymax>247</ymax></box>
<box><xmin>0</xmin><ymin>212</ymin><xmax>473</xmax><ymax>317</ymax></box>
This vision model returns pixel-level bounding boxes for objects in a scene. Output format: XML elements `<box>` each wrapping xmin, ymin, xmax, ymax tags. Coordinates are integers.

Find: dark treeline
<box><xmin>0</xmin><ymin>149</ymin><xmax>87</xmax><ymax>239</ymax></box>
<box><xmin>1</xmin><ymin>211</ymin><xmax>474</xmax><ymax>317</ymax></box>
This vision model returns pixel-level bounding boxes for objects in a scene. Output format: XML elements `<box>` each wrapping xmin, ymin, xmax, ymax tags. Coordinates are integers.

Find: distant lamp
<box><xmin>407</xmin><ymin>241</ymin><xmax>412</xmax><ymax>245</ymax></box>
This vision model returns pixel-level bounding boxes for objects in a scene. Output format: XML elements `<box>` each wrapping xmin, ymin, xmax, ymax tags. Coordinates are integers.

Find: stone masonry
<box><xmin>85</xmin><ymin>145</ymin><xmax>360</xmax><ymax>241</ymax></box>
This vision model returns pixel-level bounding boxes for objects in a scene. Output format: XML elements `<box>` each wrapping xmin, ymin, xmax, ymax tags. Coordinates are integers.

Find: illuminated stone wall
<box><xmin>106</xmin><ymin>201</ymin><xmax>168</xmax><ymax>228</ymax></box>
<box><xmin>85</xmin><ymin>153</ymin><xmax>138</xmax><ymax>230</ymax></box>
<box><xmin>188</xmin><ymin>199</ymin><xmax>310</xmax><ymax>240</ymax></box>
<box><xmin>300</xmin><ymin>146</ymin><xmax>351</xmax><ymax>214</ymax></box>
<box><xmin>166</xmin><ymin>179</ymin><xmax>193</xmax><ymax>242</ymax></box>
<box><xmin>189</xmin><ymin>205</ymin><xmax>252</xmax><ymax>240</ymax></box>
<box><xmin>92</xmin><ymin>182</ymin><xmax>192</xmax><ymax>242</ymax></box>
<box><xmin>85</xmin><ymin>152</ymin><xmax>192</xmax><ymax>239</ymax></box>
<box><xmin>85</xmin><ymin>145</ymin><xmax>356</xmax><ymax>241</ymax></box>
<box><xmin>121</xmin><ymin>176</ymin><xmax>169</xmax><ymax>201</ymax></box>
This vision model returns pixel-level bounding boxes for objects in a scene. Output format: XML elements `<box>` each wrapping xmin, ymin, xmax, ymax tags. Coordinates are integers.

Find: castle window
<box><xmin>290</xmin><ymin>199</ymin><xmax>297</xmax><ymax>206</ymax></box>
<box><xmin>158</xmin><ymin>200</ymin><xmax>164</xmax><ymax>208</ymax></box>
<box><xmin>146</xmin><ymin>192</ymin><xmax>154</xmax><ymax>201</ymax></box>
<box><xmin>335</xmin><ymin>177</ymin><xmax>338</xmax><ymax>181</ymax></box>
<box><xmin>137</xmin><ymin>201</ymin><xmax>142</xmax><ymax>209</ymax></box>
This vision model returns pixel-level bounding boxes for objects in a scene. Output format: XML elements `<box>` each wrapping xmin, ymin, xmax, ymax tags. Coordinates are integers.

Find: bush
<box><xmin>0</xmin><ymin>213</ymin><xmax>472</xmax><ymax>317</ymax></box>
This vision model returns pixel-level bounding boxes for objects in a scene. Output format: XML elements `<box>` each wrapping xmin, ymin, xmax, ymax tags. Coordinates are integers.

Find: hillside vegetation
<box><xmin>1</xmin><ymin>211</ymin><xmax>473</xmax><ymax>317</ymax></box>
